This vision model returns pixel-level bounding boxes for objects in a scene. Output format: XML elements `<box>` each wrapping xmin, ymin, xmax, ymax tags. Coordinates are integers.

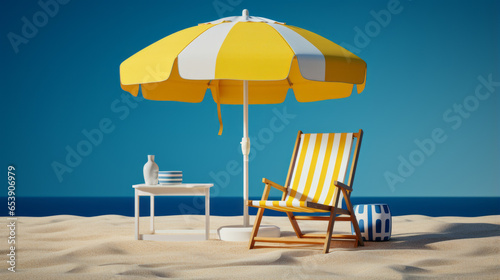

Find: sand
<box><xmin>1</xmin><ymin>214</ymin><xmax>499</xmax><ymax>279</ymax></box>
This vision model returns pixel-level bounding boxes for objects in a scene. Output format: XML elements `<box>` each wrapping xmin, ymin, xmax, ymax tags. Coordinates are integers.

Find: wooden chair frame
<box><xmin>247</xmin><ymin>129</ymin><xmax>364</xmax><ymax>253</ymax></box>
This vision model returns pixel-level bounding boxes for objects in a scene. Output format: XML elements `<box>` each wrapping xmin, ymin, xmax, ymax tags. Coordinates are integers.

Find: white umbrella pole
<box><xmin>241</xmin><ymin>80</ymin><xmax>250</xmax><ymax>227</ymax></box>
<box><xmin>218</xmin><ymin>80</ymin><xmax>280</xmax><ymax>241</ymax></box>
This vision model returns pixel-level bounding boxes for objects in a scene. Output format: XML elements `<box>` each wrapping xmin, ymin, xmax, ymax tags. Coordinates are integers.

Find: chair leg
<box><xmin>342</xmin><ymin>189</ymin><xmax>364</xmax><ymax>246</ymax></box>
<box><xmin>287</xmin><ymin>212</ymin><xmax>303</xmax><ymax>238</ymax></box>
<box><xmin>322</xmin><ymin>208</ymin><xmax>338</xmax><ymax>254</ymax></box>
<box><xmin>323</xmin><ymin>190</ymin><xmax>341</xmax><ymax>254</ymax></box>
<box><xmin>248</xmin><ymin>207</ymin><xmax>265</xmax><ymax>249</ymax></box>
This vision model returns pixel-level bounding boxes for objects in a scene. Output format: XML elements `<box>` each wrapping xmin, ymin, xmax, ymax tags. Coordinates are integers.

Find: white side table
<box><xmin>133</xmin><ymin>183</ymin><xmax>213</xmax><ymax>241</ymax></box>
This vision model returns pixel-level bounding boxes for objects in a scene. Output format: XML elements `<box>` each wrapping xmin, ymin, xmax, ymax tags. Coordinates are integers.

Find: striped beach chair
<box><xmin>248</xmin><ymin>130</ymin><xmax>364</xmax><ymax>253</ymax></box>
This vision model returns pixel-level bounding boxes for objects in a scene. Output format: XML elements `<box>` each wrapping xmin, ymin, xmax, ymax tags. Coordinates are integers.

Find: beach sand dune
<box><xmin>1</xmin><ymin>215</ymin><xmax>499</xmax><ymax>279</ymax></box>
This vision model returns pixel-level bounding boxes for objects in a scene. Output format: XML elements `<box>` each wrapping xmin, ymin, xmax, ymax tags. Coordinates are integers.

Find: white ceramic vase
<box><xmin>143</xmin><ymin>155</ymin><xmax>159</xmax><ymax>185</ymax></box>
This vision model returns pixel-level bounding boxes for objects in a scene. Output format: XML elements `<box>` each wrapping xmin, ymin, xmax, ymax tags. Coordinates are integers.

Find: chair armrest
<box><xmin>262</xmin><ymin>178</ymin><xmax>287</xmax><ymax>193</ymax></box>
<box><xmin>333</xmin><ymin>181</ymin><xmax>353</xmax><ymax>192</ymax></box>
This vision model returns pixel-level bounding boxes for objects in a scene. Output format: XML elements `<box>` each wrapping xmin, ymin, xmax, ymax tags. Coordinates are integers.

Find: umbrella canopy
<box><xmin>121</xmin><ymin>10</ymin><xmax>366</xmax><ymax>130</ymax></box>
<box><xmin>120</xmin><ymin>9</ymin><xmax>367</xmax><ymax>229</ymax></box>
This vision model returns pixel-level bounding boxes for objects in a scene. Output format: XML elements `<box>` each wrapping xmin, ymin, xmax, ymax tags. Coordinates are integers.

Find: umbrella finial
<box><xmin>202</xmin><ymin>9</ymin><xmax>283</xmax><ymax>24</ymax></box>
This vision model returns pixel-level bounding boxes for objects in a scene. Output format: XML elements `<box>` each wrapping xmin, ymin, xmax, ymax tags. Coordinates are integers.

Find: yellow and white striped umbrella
<box><xmin>119</xmin><ymin>9</ymin><xmax>367</xmax><ymax>230</ymax></box>
<box><xmin>120</xmin><ymin>10</ymin><xmax>366</xmax><ymax>129</ymax></box>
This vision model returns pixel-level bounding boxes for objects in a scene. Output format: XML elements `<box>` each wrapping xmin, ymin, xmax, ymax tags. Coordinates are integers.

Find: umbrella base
<box><xmin>218</xmin><ymin>225</ymin><xmax>280</xmax><ymax>242</ymax></box>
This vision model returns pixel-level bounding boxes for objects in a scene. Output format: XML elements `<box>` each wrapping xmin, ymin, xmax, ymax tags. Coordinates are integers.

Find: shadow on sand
<box><xmin>365</xmin><ymin>221</ymin><xmax>500</xmax><ymax>251</ymax></box>
<box><xmin>256</xmin><ymin>221</ymin><xmax>500</xmax><ymax>252</ymax></box>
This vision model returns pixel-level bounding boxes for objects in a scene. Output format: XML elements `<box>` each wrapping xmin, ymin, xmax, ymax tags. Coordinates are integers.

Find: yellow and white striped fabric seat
<box><xmin>251</xmin><ymin>132</ymin><xmax>353</xmax><ymax>212</ymax></box>
<box><xmin>252</xmin><ymin>200</ymin><xmax>330</xmax><ymax>213</ymax></box>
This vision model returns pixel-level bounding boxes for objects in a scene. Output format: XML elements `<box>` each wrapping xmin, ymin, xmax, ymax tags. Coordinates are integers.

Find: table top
<box><xmin>133</xmin><ymin>183</ymin><xmax>213</xmax><ymax>189</ymax></box>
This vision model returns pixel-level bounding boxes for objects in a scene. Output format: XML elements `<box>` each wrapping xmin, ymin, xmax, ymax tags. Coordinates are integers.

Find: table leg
<box><xmin>135</xmin><ymin>189</ymin><xmax>139</xmax><ymax>240</ymax></box>
<box><xmin>150</xmin><ymin>195</ymin><xmax>155</xmax><ymax>234</ymax></box>
<box><xmin>205</xmin><ymin>188</ymin><xmax>210</xmax><ymax>240</ymax></box>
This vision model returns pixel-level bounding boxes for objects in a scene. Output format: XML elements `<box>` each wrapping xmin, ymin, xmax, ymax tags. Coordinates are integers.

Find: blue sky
<box><xmin>1</xmin><ymin>0</ymin><xmax>498</xmax><ymax>198</ymax></box>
